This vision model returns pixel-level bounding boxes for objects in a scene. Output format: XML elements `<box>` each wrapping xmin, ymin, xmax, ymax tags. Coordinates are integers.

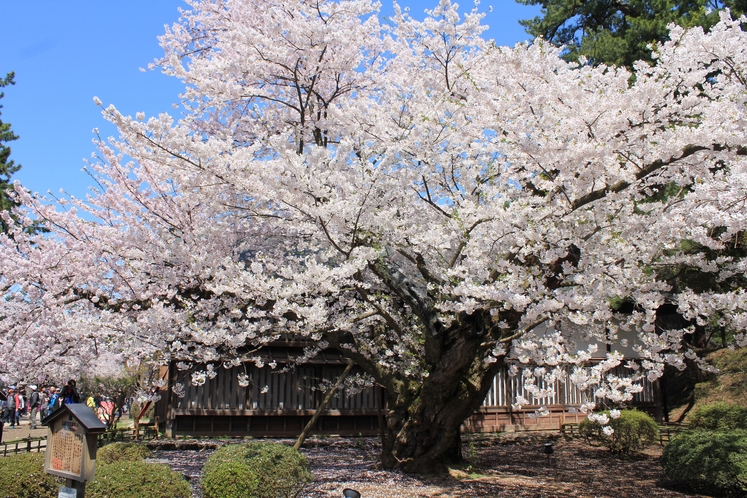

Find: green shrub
<box><xmin>201</xmin><ymin>442</ymin><xmax>312</xmax><ymax>498</ymax></box>
<box><xmin>96</xmin><ymin>442</ymin><xmax>152</xmax><ymax>464</ymax></box>
<box><xmin>0</xmin><ymin>452</ymin><xmax>58</xmax><ymax>498</ymax></box>
<box><xmin>688</xmin><ymin>402</ymin><xmax>747</xmax><ymax>431</ymax></box>
<box><xmin>579</xmin><ymin>409</ymin><xmax>658</xmax><ymax>453</ymax></box>
<box><xmin>88</xmin><ymin>460</ymin><xmax>191</xmax><ymax>498</ymax></box>
<box><xmin>661</xmin><ymin>429</ymin><xmax>747</xmax><ymax>495</ymax></box>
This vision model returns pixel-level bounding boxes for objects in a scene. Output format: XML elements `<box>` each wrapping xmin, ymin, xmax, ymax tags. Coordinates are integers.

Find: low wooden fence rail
<box><xmin>0</xmin><ymin>436</ymin><xmax>46</xmax><ymax>457</ymax></box>
<box><xmin>657</xmin><ymin>424</ymin><xmax>687</xmax><ymax>445</ymax></box>
<box><xmin>562</xmin><ymin>422</ymin><xmax>687</xmax><ymax>445</ymax></box>
<box><xmin>0</xmin><ymin>425</ymin><xmax>159</xmax><ymax>458</ymax></box>
<box><xmin>561</xmin><ymin>422</ymin><xmax>582</xmax><ymax>437</ymax></box>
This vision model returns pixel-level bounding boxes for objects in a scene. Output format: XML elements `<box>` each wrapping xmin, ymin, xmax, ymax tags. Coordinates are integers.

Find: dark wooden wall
<box><xmin>159</xmin><ymin>360</ymin><xmax>659</xmax><ymax>437</ymax></box>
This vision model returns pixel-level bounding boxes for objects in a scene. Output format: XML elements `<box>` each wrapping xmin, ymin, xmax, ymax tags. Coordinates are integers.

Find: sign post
<box><xmin>42</xmin><ymin>404</ymin><xmax>106</xmax><ymax>498</ymax></box>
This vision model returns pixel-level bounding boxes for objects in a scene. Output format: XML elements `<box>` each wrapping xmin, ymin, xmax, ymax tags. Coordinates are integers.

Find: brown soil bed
<box><xmin>150</xmin><ymin>432</ymin><xmax>704</xmax><ymax>498</ymax></box>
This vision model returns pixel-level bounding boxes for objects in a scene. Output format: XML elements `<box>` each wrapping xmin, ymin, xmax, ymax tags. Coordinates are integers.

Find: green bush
<box><xmin>201</xmin><ymin>442</ymin><xmax>312</xmax><ymax>498</ymax></box>
<box><xmin>88</xmin><ymin>460</ymin><xmax>192</xmax><ymax>498</ymax></box>
<box><xmin>0</xmin><ymin>452</ymin><xmax>58</xmax><ymax>498</ymax></box>
<box><xmin>96</xmin><ymin>442</ymin><xmax>152</xmax><ymax>464</ymax></box>
<box><xmin>579</xmin><ymin>409</ymin><xmax>659</xmax><ymax>453</ymax></box>
<box><xmin>661</xmin><ymin>429</ymin><xmax>747</xmax><ymax>495</ymax></box>
<box><xmin>688</xmin><ymin>402</ymin><xmax>747</xmax><ymax>431</ymax></box>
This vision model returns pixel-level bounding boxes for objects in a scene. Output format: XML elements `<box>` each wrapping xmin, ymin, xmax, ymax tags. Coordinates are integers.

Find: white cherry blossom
<box><xmin>0</xmin><ymin>0</ymin><xmax>745</xmax><ymax>473</ymax></box>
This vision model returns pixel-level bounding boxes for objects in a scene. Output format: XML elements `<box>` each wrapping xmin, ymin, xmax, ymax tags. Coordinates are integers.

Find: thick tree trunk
<box><xmin>377</xmin><ymin>348</ymin><xmax>504</xmax><ymax>473</ymax></box>
<box><xmin>380</xmin><ymin>407</ymin><xmax>466</xmax><ymax>473</ymax></box>
<box><xmin>328</xmin><ymin>265</ymin><xmax>515</xmax><ymax>474</ymax></box>
<box><xmin>378</xmin><ymin>374</ymin><xmax>491</xmax><ymax>473</ymax></box>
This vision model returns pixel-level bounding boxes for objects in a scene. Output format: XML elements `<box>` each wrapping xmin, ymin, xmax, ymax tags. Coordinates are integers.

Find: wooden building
<box><xmin>156</xmin><ymin>344</ymin><xmax>659</xmax><ymax>438</ymax></box>
<box><xmin>158</xmin><ymin>347</ymin><xmax>382</xmax><ymax>438</ymax></box>
<box><xmin>465</xmin><ymin>364</ymin><xmax>659</xmax><ymax>433</ymax></box>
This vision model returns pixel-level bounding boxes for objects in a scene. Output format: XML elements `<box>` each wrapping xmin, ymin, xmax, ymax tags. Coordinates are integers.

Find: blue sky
<box><xmin>4</xmin><ymin>1</ymin><xmax>540</xmax><ymax>200</ymax></box>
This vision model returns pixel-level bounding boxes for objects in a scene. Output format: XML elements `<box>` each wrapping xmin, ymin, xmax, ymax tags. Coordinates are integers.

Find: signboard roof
<box><xmin>42</xmin><ymin>403</ymin><xmax>107</xmax><ymax>433</ymax></box>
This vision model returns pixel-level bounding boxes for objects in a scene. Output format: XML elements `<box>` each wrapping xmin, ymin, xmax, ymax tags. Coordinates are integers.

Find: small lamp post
<box><xmin>343</xmin><ymin>489</ymin><xmax>362</xmax><ymax>498</ymax></box>
<box><xmin>542</xmin><ymin>439</ymin><xmax>554</xmax><ymax>464</ymax></box>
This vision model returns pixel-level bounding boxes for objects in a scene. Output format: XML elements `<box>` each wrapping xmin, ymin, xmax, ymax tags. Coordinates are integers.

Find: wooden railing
<box><xmin>0</xmin><ymin>423</ymin><xmax>160</xmax><ymax>458</ymax></box>
<box><xmin>561</xmin><ymin>422</ymin><xmax>687</xmax><ymax>445</ymax></box>
<box><xmin>657</xmin><ymin>424</ymin><xmax>687</xmax><ymax>445</ymax></box>
<box><xmin>560</xmin><ymin>422</ymin><xmax>582</xmax><ymax>437</ymax></box>
<box><xmin>96</xmin><ymin>423</ymin><xmax>159</xmax><ymax>445</ymax></box>
<box><xmin>0</xmin><ymin>436</ymin><xmax>46</xmax><ymax>457</ymax></box>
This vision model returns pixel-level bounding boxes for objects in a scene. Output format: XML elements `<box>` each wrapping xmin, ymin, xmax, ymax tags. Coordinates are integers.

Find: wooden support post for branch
<box><xmin>294</xmin><ymin>360</ymin><xmax>354</xmax><ymax>451</ymax></box>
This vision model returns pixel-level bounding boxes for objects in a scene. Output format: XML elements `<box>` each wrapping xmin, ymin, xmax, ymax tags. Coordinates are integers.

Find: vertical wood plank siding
<box><xmin>172</xmin><ymin>364</ymin><xmax>381</xmax><ymax>413</ymax></box>
<box><xmin>166</xmin><ymin>362</ymin><xmax>659</xmax><ymax>436</ymax></box>
<box><xmin>171</xmin><ymin>363</ymin><xmax>654</xmax><ymax>412</ymax></box>
<box><xmin>481</xmin><ymin>365</ymin><xmax>657</xmax><ymax>408</ymax></box>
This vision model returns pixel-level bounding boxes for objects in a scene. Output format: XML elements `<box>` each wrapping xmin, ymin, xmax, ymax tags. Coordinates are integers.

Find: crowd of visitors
<box><xmin>0</xmin><ymin>379</ymin><xmax>131</xmax><ymax>441</ymax></box>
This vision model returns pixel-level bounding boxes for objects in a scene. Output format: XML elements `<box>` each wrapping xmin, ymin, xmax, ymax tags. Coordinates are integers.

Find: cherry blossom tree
<box><xmin>2</xmin><ymin>0</ymin><xmax>747</xmax><ymax>472</ymax></box>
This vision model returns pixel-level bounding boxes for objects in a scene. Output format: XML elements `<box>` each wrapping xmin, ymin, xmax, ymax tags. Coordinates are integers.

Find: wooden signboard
<box><xmin>42</xmin><ymin>404</ymin><xmax>106</xmax><ymax>483</ymax></box>
<box><xmin>48</xmin><ymin>419</ymin><xmax>85</xmax><ymax>477</ymax></box>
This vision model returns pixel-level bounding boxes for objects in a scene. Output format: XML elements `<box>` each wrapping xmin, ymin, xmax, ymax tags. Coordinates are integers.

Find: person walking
<box><xmin>40</xmin><ymin>389</ymin><xmax>49</xmax><ymax>423</ymax></box>
<box><xmin>13</xmin><ymin>389</ymin><xmax>23</xmax><ymax>427</ymax></box>
<box><xmin>28</xmin><ymin>385</ymin><xmax>41</xmax><ymax>429</ymax></box>
<box><xmin>6</xmin><ymin>387</ymin><xmax>16</xmax><ymax>428</ymax></box>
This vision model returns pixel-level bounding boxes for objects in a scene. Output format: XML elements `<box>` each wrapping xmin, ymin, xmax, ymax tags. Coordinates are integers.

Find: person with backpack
<box><xmin>46</xmin><ymin>387</ymin><xmax>60</xmax><ymax>417</ymax></box>
<box><xmin>28</xmin><ymin>385</ymin><xmax>41</xmax><ymax>429</ymax></box>
<box><xmin>4</xmin><ymin>388</ymin><xmax>15</xmax><ymax>428</ymax></box>
<box><xmin>6</xmin><ymin>387</ymin><xmax>16</xmax><ymax>428</ymax></box>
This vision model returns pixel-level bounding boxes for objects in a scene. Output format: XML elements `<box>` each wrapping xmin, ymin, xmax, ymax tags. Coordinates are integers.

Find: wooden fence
<box><xmin>0</xmin><ymin>425</ymin><xmax>159</xmax><ymax>458</ymax></box>
<box><xmin>560</xmin><ymin>422</ymin><xmax>687</xmax><ymax>445</ymax></box>
<box><xmin>0</xmin><ymin>436</ymin><xmax>46</xmax><ymax>457</ymax></box>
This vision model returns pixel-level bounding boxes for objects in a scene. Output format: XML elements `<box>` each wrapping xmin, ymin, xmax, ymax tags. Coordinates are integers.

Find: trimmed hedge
<box><xmin>0</xmin><ymin>444</ymin><xmax>188</xmax><ymax>498</ymax></box>
<box><xmin>661</xmin><ymin>429</ymin><xmax>747</xmax><ymax>495</ymax></box>
<box><xmin>201</xmin><ymin>442</ymin><xmax>312</xmax><ymax>498</ymax></box>
<box><xmin>688</xmin><ymin>402</ymin><xmax>747</xmax><ymax>431</ymax></box>
<box><xmin>87</xmin><ymin>460</ymin><xmax>192</xmax><ymax>498</ymax></box>
<box><xmin>0</xmin><ymin>452</ymin><xmax>58</xmax><ymax>498</ymax></box>
<box><xmin>579</xmin><ymin>409</ymin><xmax>658</xmax><ymax>453</ymax></box>
<box><xmin>96</xmin><ymin>442</ymin><xmax>152</xmax><ymax>464</ymax></box>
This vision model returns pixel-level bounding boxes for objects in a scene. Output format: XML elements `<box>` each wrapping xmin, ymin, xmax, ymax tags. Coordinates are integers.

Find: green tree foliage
<box><xmin>0</xmin><ymin>72</ymin><xmax>21</xmax><ymax>233</ymax></box>
<box><xmin>517</xmin><ymin>0</ymin><xmax>747</xmax><ymax>67</ymax></box>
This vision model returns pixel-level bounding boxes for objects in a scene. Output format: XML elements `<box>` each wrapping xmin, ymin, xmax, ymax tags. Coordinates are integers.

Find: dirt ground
<box><xmin>150</xmin><ymin>432</ymin><xmax>705</xmax><ymax>498</ymax></box>
<box><xmin>0</xmin><ymin>416</ymin><xmax>48</xmax><ymax>442</ymax></box>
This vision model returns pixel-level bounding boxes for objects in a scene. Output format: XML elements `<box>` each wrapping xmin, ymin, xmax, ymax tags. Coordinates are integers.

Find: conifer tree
<box><xmin>0</xmin><ymin>72</ymin><xmax>21</xmax><ymax>233</ymax></box>
<box><xmin>518</xmin><ymin>0</ymin><xmax>747</xmax><ymax>67</ymax></box>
